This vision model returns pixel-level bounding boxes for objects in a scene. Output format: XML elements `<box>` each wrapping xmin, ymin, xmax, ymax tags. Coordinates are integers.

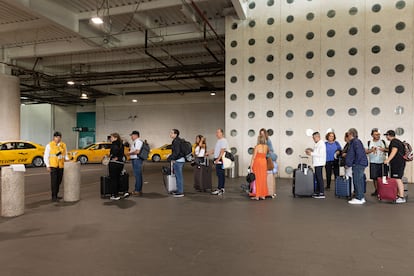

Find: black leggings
<box><xmin>325</xmin><ymin>160</ymin><xmax>339</xmax><ymax>188</ymax></box>
<box><xmin>109</xmin><ymin>162</ymin><xmax>124</xmax><ymax>196</ymax></box>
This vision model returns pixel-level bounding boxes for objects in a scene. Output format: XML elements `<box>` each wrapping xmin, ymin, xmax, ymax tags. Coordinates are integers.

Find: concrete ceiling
<box><xmin>0</xmin><ymin>0</ymin><xmax>247</xmax><ymax>105</ymax></box>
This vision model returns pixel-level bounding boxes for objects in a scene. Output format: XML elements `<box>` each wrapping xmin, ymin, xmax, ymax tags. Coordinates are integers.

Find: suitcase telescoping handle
<box><xmin>299</xmin><ymin>155</ymin><xmax>309</xmax><ymax>172</ymax></box>
<box><xmin>382</xmin><ymin>163</ymin><xmax>390</xmax><ymax>184</ymax></box>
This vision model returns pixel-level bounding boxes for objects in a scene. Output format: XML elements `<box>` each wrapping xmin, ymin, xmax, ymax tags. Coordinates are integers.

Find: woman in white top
<box><xmin>193</xmin><ymin>135</ymin><xmax>207</xmax><ymax>191</ymax></box>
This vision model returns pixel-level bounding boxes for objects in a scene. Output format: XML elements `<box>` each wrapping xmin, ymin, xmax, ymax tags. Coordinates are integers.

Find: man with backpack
<box><xmin>365</xmin><ymin>128</ymin><xmax>388</xmax><ymax>196</ymax></box>
<box><xmin>167</xmin><ymin>129</ymin><xmax>185</xmax><ymax>198</ymax></box>
<box><xmin>384</xmin><ymin>130</ymin><xmax>406</xmax><ymax>203</ymax></box>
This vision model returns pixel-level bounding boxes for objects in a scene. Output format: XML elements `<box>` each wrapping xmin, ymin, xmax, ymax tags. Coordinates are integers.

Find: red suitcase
<box><xmin>377</xmin><ymin>176</ymin><xmax>398</xmax><ymax>202</ymax></box>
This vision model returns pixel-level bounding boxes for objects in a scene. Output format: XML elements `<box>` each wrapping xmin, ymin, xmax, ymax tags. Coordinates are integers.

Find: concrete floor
<box><xmin>0</xmin><ymin>162</ymin><xmax>413</xmax><ymax>276</ymax></box>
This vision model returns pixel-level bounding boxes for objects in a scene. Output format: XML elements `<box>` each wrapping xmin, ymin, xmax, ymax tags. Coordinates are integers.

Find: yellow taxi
<box><xmin>148</xmin><ymin>143</ymin><xmax>196</xmax><ymax>162</ymax></box>
<box><xmin>0</xmin><ymin>140</ymin><xmax>45</xmax><ymax>167</ymax></box>
<box><xmin>68</xmin><ymin>142</ymin><xmax>130</xmax><ymax>164</ymax></box>
<box><xmin>148</xmin><ymin>144</ymin><xmax>172</xmax><ymax>162</ymax></box>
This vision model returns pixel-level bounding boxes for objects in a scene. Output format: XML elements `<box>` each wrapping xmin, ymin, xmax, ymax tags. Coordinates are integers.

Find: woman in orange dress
<box><xmin>250</xmin><ymin>134</ymin><xmax>269</xmax><ymax>200</ymax></box>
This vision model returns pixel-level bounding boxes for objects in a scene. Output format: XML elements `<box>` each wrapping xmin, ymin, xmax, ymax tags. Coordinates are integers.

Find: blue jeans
<box><xmin>173</xmin><ymin>161</ymin><xmax>185</xmax><ymax>194</ymax></box>
<box><xmin>314</xmin><ymin>166</ymin><xmax>324</xmax><ymax>194</ymax></box>
<box><xmin>216</xmin><ymin>165</ymin><xmax>225</xmax><ymax>189</ymax></box>
<box><xmin>352</xmin><ymin>164</ymin><xmax>365</xmax><ymax>200</ymax></box>
<box><xmin>131</xmin><ymin>158</ymin><xmax>143</xmax><ymax>192</ymax></box>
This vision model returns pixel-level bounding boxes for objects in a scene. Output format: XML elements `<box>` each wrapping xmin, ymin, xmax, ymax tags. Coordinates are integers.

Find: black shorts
<box><xmin>369</xmin><ymin>163</ymin><xmax>386</xmax><ymax>180</ymax></box>
<box><xmin>390</xmin><ymin>162</ymin><xmax>405</xmax><ymax>179</ymax></box>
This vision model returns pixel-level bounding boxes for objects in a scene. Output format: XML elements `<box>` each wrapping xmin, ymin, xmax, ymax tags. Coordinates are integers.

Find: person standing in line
<box><xmin>324</xmin><ymin>132</ymin><xmax>342</xmax><ymax>190</ymax></box>
<box><xmin>259</xmin><ymin>128</ymin><xmax>277</xmax><ymax>162</ymax></box>
<box><xmin>384</xmin><ymin>130</ymin><xmax>406</xmax><ymax>204</ymax></box>
<box><xmin>193</xmin><ymin>134</ymin><xmax>207</xmax><ymax>192</ymax></box>
<box><xmin>129</xmin><ymin>130</ymin><xmax>144</xmax><ymax>197</ymax></box>
<box><xmin>44</xmin><ymin>131</ymin><xmax>68</xmax><ymax>202</ymax></box>
<box><xmin>305</xmin><ymin>131</ymin><xmax>326</xmax><ymax>199</ymax></box>
<box><xmin>209</xmin><ymin>128</ymin><xmax>228</xmax><ymax>195</ymax></box>
<box><xmin>108</xmin><ymin>133</ymin><xmax>127</xmax><ymax>200</ymax></box>
<box><xmin>346</xmin><ymin>128</ymin><xmax>369</xmax><ymax>205</ymax></box>
<box><xmin>365</xmin><ymin>128</ymin><xmax>388</xmax><ymax>196</ymax></box>
<box><xmin>249</xmin><ymin>134</ymin><xmax>269</xmax><ymax>200</ymax></box>
<box><xmin>167</xmin><ymin>129</ymin><xmax>185</xmax><ymax>198</ymax></box>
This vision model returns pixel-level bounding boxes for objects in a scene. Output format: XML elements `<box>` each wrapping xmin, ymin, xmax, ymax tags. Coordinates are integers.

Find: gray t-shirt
<box><xmin>214</xmin><ymin>138</ymin><xmax>228</xmax><ymax>158</ymax></box>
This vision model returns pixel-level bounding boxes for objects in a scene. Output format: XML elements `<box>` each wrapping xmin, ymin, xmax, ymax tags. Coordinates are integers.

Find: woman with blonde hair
<box><xmin>250</xmin><ymin>134</ymin><xmax>269</xmax><ymax>200</ymax></box>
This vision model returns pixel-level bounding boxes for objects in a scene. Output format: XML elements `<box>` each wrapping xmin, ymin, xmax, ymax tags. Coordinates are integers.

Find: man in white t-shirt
<box><xmin>305</xmin><ymin>131</ymin><xmax>327</xmax><ymax>199</ymax></box>
<box><xmin>209</xmin><ymin>128</ymin><xmax>228</xmax><ymax>195</ymax></box>
<box><xmin>129</xmin><ymin>130</ymin><xmax>143</xmax><ymax>196</ymax></box>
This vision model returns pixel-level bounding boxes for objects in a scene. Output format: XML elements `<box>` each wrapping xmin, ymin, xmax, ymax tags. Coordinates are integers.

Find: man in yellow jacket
<box><xmin>44</xmin><ymin>131</ymin><xmax>68</xmax><ymax>202</ymax></box>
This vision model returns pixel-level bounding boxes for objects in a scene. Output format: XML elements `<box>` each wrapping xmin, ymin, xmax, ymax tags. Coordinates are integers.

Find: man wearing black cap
<box><xmin>384</xmin><ymin>130</ymin><xmax>406</xmax><ymax>203</ymax></box>
<box><xmin>44</xmin><ymin>131</ymin><xmax>68</xmax><ymax>202</ymax></box>
<box><xmin>128</xmin><ymin>130</ymin><xmax>143</xmax><ymax>196</ymax></box>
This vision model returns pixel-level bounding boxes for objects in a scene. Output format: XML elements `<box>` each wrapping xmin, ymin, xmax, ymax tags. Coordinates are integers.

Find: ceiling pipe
<box><xmin>203</xmin><ymin>23</ymin><xmax>220</xmax><ymax>63</ymax></box>
<box><xmin>145</xmin><ymin>30</ymin><xmax>169</xmax><ymax>68</ymax></box>
<box><xmin>190</xmin><ymin>0</ymin><xmax>225</xmax><ymax>52</ymax></box>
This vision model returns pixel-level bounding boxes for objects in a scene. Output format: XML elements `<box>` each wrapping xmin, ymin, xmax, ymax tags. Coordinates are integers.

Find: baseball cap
<box><xmin>53</xmin><ymin>131</ymin><xmax>62</xmax><ymax>137</ymax></box>
<box><xmin>130</xmin><ymin>130</ymin><xmax>140</xmax><ymax>136</ymax></box>
<box><xmin>384</xmin><ymin>130</ymin><xmax>395</xmax><ymax>137</ymax></box>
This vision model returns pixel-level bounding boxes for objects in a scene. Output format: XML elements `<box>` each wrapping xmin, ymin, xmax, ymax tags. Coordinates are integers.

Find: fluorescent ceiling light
<box><xmin>80</xmin><ymin>93</ymin><xmax>89</xmax><ymax>100</ymax></box>
<box><xmin>67</xmin><ymin>80</ymin><xmax>75</xmax><ymax>85</ymax></box>
<box><xmin>91</xmin><ymin>17</ymin><xmax>103</xmax><ymax>24</ymax></box>
<box><xmin>132</xmin><ymin>99</ymin><xmax>138</xmax><ymax>103</ymax></box>
<box><xmin>210</xmin><ymin>92</ymin><xmax>216</xmax><ymax>96</ymax></box>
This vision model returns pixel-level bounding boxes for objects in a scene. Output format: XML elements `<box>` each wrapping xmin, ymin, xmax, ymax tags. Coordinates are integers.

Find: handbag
<box><xmin>246</xmin><ymin>172</ymin><xmax>256</xmax><ymax>183</ymax></box>
<box><xmin>267</xmin><ymin>157</ymin><xmax>274</xmax><ymax>170</ymax></box>
<box><xmin>102</xmin><ymin>155</ymin><xmax>110</xmax><ymax>166</ymax></box>
<box><xmin>222</xmin><ymin>154</ymin><xmax>234</xmax><ymax>169</ymax></box>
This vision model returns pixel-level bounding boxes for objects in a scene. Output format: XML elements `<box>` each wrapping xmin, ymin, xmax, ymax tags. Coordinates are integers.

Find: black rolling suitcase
<box><xmin>119</xmin><ymin>170</ymin><xmax>129</xmax><ymax>194</ymax></box>
<box><xmin>199</xmin><ymin>157</ymin><xmax>212</xmax><ymax>191</ymax></box>
<box><xmin>100</xmin><ymin>176</ymin><xmax>111</xmax><ymax>198</ymax></box>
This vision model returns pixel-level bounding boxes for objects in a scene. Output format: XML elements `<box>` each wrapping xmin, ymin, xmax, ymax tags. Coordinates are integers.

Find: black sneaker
<box><xmin>371</xmin><ymin>191</ymin><xmax>378</xmax><ymax>196</ymax></box>
<box><xmin>172</xmin><ymin>192</ymin><xmax>184</xmax><ymax>198</ymax></box>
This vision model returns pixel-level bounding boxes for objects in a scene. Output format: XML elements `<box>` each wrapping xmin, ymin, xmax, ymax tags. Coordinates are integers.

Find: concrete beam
<box><xmin>231</xmin><ymin>0</ymin><xmax>247</xmax><ymax>20</ymax></box>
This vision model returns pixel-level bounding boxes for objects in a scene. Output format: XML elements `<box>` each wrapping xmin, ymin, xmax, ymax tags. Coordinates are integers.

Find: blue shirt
<box><xmin>325</xmin><ymin>141</ymin><xmax>341</xmax><ymax>162</ymax></box>
<box><xmin>345</xmin><ymin>138</ymin><xmax>368</xmax><ymax>167</ymax></box>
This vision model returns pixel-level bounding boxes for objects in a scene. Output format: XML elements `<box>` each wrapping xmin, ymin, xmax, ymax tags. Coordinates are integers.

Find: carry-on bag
<box><xmin>377</xmin><ymin>165</ymin><xmax>398</xmax><ymax>202</ymax></box>
<box><xmin>100</xmin><ymin>175</ymin><xmax>111</xmax><ymax>198</ymax></box>
<box><xmin>293</xmin><ymin>156</ymin><xmax>314</xmax><ymax>197</ymax></box>
<box><xmin>162</xmin><ymin>162</ymin><xmax>177</xmax><ymax>193</ymax></box>
<box><xmin>267</xmin><ymin>171</ymin><xmax>276</xmax><ymax>198</ymax></box>
<box><xmin>119</xmin><ymin>170</ymin><xmax>129</xmax><ymax>193</ymax></box>
<box><xmin>335</xmin><ymin>176</ymin><xmax>352</xmax><ymax>198</ymax></box>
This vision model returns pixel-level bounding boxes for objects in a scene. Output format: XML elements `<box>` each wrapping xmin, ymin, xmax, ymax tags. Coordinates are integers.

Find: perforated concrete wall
<box><xmin>226</xmin><ymin>0</ymin><xmax>413</xmax><ymax>180</ymax></box>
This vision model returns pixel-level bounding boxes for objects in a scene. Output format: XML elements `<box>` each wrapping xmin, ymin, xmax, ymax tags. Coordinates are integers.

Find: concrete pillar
<box><xmin>1</xmin><ymin>167</ymin><xmax>25</xmax><ymax>217</ymax></box>
<box><xmin>63</xmin><ymin>161</ymin><xmax>81</xmax><ymax>202</ymax></box>
<box><xmin>0</xmin><ymin>74</ymin><xmax>20</xmax><ymax>140</ymax></box>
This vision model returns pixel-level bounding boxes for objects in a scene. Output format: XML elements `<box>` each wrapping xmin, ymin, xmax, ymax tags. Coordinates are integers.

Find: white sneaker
<box><xmin>211</xmin><ymin>189</ymin><xmax>220</xmax><ymax>195</ymax></box>
<box><xmin>110</xmin><ymin>196</ymin><xmax>121</xmax><ymax>200</ymax></box>
<box><xmin>348</xmin><ymin>198</ymin><xmax>365</xmax><ymax>205</ymax></box>
<box><xmin>395</xmin><ymin>197</ymin><xmax>406</xmax><ymax>204</ymax></box>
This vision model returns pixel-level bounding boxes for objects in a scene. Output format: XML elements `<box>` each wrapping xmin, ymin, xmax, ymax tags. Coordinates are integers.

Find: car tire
<box><xmin>152</xmin><ymin>154</ymin><xmax>161</xmax><ymax>162</ymax></box>
<box><xmin>32</xmin><ymin>156</ymin><xmax>44</xmax><ymax>167</ymax></box>
<box><xmin>77</xmin><ymin>155</ymin><xmax>88</xmax><ymax>164</ymax></box>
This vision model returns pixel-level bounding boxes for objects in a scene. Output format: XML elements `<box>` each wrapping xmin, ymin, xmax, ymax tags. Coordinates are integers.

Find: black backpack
<box><xmin>138</xmin><ymin>140</ymin><xmax>150</xmax><ymax>160</ymax></box>
<box><xmin>180</xmin><ymin>138</ymin><xmax>193</xmax><ymax>162</ymax></box>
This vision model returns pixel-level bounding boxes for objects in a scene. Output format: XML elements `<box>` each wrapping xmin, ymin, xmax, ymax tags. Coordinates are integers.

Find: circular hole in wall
<box><xmin>372</xmin><ymin>4</ymin><xmax>381</xmax><ymax>12</ymax></box>
<box><xmin>306</xmin><ymin>12</ymin><xmax>314</xmax><ymax>21</ymax></box>
<box><xmin>349</xmin><ymin>7</ymin><xmax>358</xmax><ymax>15</ymax></box>
<box><xmin>267</xmin><ymin>55</ymin><xmax>274</xmax><ymax>62</ymax></box>
<box><xmin>348</xmin><ymin>67</ymin><xmax>358</xmax><ymax>76</ymax></box>
<box><xmin>267</xmin><ymin>91</ymin><xmax>274</xmax><ymax>99</ymax></box>
<box><xmin>249</xmin><ymin>20</ymin><xmax>256</xmax><ymax>27</ymax></box>
<box><xmin>248</xmin><ymin>129</ymin><xmax>255</xmax><ymax>137</ymax></box>
<box><xmin>306</xmin><ymin>32</ymin><xmax>315</xmax><ymax>40</ymax></box>
<box><xmin>286</xmin><ymin>129</ymin><xmax>294</xmax><ymax>136</ymax></box>
<box><xmin>327</xmin><ymin>10</ymin><xmax>336</xmax><ymax>18</ymax></box>
<box><xmin>249</xmin><ymin>2</ymin><xmax>256</xmax><ymax>9</ymax></box>
<box><xmin>371</xmin><ymin>45</ymin><xmax>381</xmax><ymax>54</ymax></box>
<box><xmin>285</xmin><ymin>148</ymin><xmax>294</xmax><ymax>155</ymax></box>
<box><xmin>286</xmin><ymin>110</ymin><xmax>294</xmax><ymax>117</ymax></box>
<box><xmin>348</xmin><ymin>108</ymin><xmax>357</xmax><ymax>116</ymax></box>
<box><xmin>230</xmin><ymin>40</ymin><xmax>237</xmax><ymax>48</ymax></box>
<box><xmin>395</xmin><ymin>106</ymin><xmax>404</xmax><ymax>115</ymax></box>
<box><xmin>248</xmin><ymin>93</ymin><xmax>255</xmax><ymax>100</ymax></box>
<box><xmin>306</xmin><ymin>90</ymin><xmax>314</xmax><ymax>98</ymax></box>
<box><xmin>395</xmin><ymin>128</ymin><xmax>404</xmax><ymax>136</ymax></box>
<box><xmin>267</xmin><ymin>36</ymin><xmax>275</xmax><ymax>44</ymax></box>
<box><xmin>230</xmin><ymin>129</ymin><xmax>237</xmax><ymax>137</ymax></box>
<box><xmin>248</xmin><ymin>38</ymin><xmax>255</xmax><ymax>46</ymax></box>
<box><xmin>286</xmin><ymin>34</ymin><xmax>294</xmax><ymax>41</ymax></box>
<box><xmin>286</xmin><ymin>91</ymin><xmax>293</xmax><ymax>98</ymax></box>
<box><xmin>371</xmin><ymin>86</ymin><xmax>380</xmax><ymax>95</ymax></box>
<box><xmin>248</xmin><ymin>57</ymin><xmax>255</xmax><ymax>64</ymax></box>
<box><xmin>267</xmin><ymin>110</ymin><xmax>274</xmax><ymax>118</ymax></box>
<box><xmin>327</xmin><ymin>29</ymin><xmax>336</xmax><ymax>37</ymax></box>
<box><xmin>267</xmin><ymin>129</ymin><xmax>274</xmax><ymax>136</ymax></box>
<box><xmin>306</xmin><ymin>71</ymin><xmax>314</xmax><ymax>79</ymax></box>
<box><xmin>230</xmin><ymin>147</ymin><xmax>237</xmax><ymax>155</ymax></box>
<box><xmin>395</xmin><ymin>85</ymin><xmax>405</xmax><ymax>94</ymax></box>
<box><xmin>248</xmin><ymin>147</ymin><xmax>254</xmax><ymax>155</ymax></box>
<box><xmin>230</xmin><ymin>76</ymin><xmax>237</xmax><ymax>83</ymax></box>
<box><xmin>326</xmin><ymin>108</ymin><xmax>335</xmax><ymax>116</ymax></box>
<box><xmin>286</xmin><ymin>72</ymin><xmax>294</xmax><ymax>79</ymax></box>
<box><xmin>248</xmin><ymin>111</ymin><xmax>255</xmax><ymax>119</ymax></box>
<box><xmin>286</xmin><ymin>53</ymin><xmax>294</xmax><ymax>60</ymax></box>
<box><xmin>267</xmin><ymin>73</ymin><xmax>274</xmax><ymax>81</ymax></box>
<box><xmin>287</xmin><ymin>15</ymin><xmax>294</xmax><ymax>23</ymax></box>
<box><xmin>248</xmin><ymin>75</ymin><xmax>255</xmax><ymax>82</ymax></box>
<box><xmin>349</xmin><ymin>47</ymin><xmax>358</xmax><ymax>55</ymax></box>
<box><xmin>306</xmin><ymin>51</ymin><xmax>314</xmax><ymax>59</ymax></box>
<box><xmin>231</xmin><ymin>23</ymin><xmax>238</xmax><ymax>30</ymax></box>
<box><xmin>285</xmin><ymin>166</ymin><xmax>294</xmax><ymax>174</ymax></box>
<box><xmin>348</xmin><ymin>88</ymin><xmax>358</xmax><ymax>96</ymax></box>
<box><xmin>396</xmin><ymin>21</ymin><xmax>406</xmax><ymax>30</ymax></box>
<box><xmin>230</xmin><ymin>94</ymin><xmax>237</xmax><ymax>101</ymax></box>
<box><xmin>371</xmin><ymin>107</ymin><xmax>381</xmax><ymax>116</ymax></box>
<box><xmin>395</xmin><ymin>43</ymin><xmax>405</xmax><ymax>51</ymax></box>
<box><xmin>396</xmin><ymin>1</ymin><xmax>406</xmax><ymax>9</ymax></box>
<box><xmin>230</xmin><ymin>58</ymin><xmax>237</xmax><ymax>65</ymax></box>
<box><xmin>371</xmin><ymin>66</ymin><xmax>381</xmax><ymax>74</ymax></box>
<box><xmin>349</xmin><ymin>27</ymin><xmax>358</xmax><ymax>35</ymax></box>
<box><xmin>267</xmin><ymin>0</ymin><xmax>275</xmax><ymax>6</ymax></box>
<box><xmin>230</xmin><ymin>112</ymin><xmax>237</xmax><ymax>119</ymax></box>
<box><xmin>395</xmin><ymin>64</ymin><xmax>405</xmax><ymax>72</ymax></box>
<box><xmin>327</xmin><ymin>89</ymin><xmax>335</xmax><ymax>97</ymax></box>
<box><xmin>267</xmin><ymin>18</ymin><xmax>275</xmax><ymax>25</ymax></box>
<box><xmin>306</xmin><ymin>109</ymin><xmax>314</xmax><ymax>117</ymax></box>
<box><xmin>327</xmin><ymin>69</ymin><xmax>335</xmax><ymax>77</ymax></box>
<box><xmin>371</xmin><ymin>24</ymin><xmax>381</xmax><ymax>33</ymax></box>
<box><xmin>327</xmin><ymin>49</ymin><xmax>335</xmax><ymax>57</ymax></box>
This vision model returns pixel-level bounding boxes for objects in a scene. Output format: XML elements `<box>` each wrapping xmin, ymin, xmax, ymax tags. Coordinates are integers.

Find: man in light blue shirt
<box><xmin>365</xmin><ymin>128</ymin><xmax>388</xmax><ymax>196</ymax></box>
<box><xmin>210</xmin><ymin>128</ymin><xmax>228</xmax><ymax>195</ymax></box>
